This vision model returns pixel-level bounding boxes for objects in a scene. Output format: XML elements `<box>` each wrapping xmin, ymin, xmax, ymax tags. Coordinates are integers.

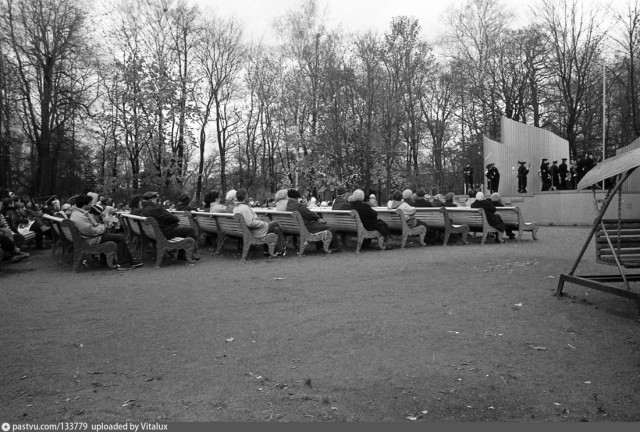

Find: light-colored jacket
<box><xmin>69</xmin><ymin>208</ymin><xmax>106</xmax><ymax>245</ymax></box>
<box><xmin>232</xmin><ymin>202</ymin><xmax>268</xmax><ymax>238</ymax></box>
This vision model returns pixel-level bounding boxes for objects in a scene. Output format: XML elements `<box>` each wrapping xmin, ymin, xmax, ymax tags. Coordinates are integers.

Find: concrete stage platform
<box><xmin>487</xmin><ymin>190</ymin><xmax>640</xmax><ymax>226</ymax></box>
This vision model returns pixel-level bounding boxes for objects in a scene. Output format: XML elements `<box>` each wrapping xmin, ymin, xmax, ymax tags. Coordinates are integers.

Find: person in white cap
<box><xmin>369</xmin><ymin>194</ymin><xmax>378</xmax><ymax>207</ymax></box>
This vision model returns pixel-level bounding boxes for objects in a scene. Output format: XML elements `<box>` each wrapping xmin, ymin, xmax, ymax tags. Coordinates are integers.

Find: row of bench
<box><xmin>42</xmin><ymin>206</ymin><xmax>538</xmax><ymax>271</ymax></box>
<box><xmin>174</xmin><ymin>206</ymin><xmax>539</xmax><ymax>259</ymax></box>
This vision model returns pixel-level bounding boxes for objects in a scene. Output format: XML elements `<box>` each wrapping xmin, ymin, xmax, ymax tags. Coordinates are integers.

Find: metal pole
<box><xmin>602</xmin><ymin>62</ymin><xmax>606</xmax><ymax>189</ymax></box>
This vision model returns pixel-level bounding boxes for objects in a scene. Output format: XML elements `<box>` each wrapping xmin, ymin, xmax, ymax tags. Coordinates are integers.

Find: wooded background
<box><xmin>0</xmin><ymin>0</ymin><xmax>636</xmax><ymax>203</ymax></box>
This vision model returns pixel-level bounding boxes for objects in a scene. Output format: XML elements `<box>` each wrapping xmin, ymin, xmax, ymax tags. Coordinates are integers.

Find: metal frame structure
<box><xmin>556</xmin><ymin>150</ymin><xmax>640</xmax><ymax>314</ymax></box>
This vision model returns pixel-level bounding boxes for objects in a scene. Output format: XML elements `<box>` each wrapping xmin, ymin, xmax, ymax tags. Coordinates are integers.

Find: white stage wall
<box><xmin>483</xmin><ymin>117</ymin><xmax>571</xmax><ymax>196</ymax></box>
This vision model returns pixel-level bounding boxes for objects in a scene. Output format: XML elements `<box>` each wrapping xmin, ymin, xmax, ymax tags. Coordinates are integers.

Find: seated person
<box><xmin>0</xmin><ymin>233</ymin><xmax>29</xmax><ymax>263</ymax></box>
<box><xmin>470</xmin><ymin>192</ymin><xmax>507</xmax><ymax>243</ymax></box>
<box><xmin>369</xmin><ymin>194</ymin><xmax>378</xmax><ymax>207</ymax></box>
<box><xmin>140</xmin><ymin>191</ymin><xmax>197</xmax><ymax>243</ymax></box>
<box><xmin>443</xmin><ymin>192</ymin><xmax>459</xmax><ymax>207</ymax></box>
<box><xmin>175</xmin><ymin>193</ymin><xmax>197</xmax><ymax>211</ymax></box>
<box><xmin>332</xmin><ymin>186</ymin><xmax>352</xmax><ymax>210</ymax></box>
<box><xmin>70</xmin><ymin>194</ymin><xmax>142</xmax><ymax>269</ymax></box>
<box><xmin>232</xmin><ymin>189</ymin><xmax>286</xmax><ymax>256</ymax></box>
<box><xmin>350</xmin><ymin>189</ymin><xmax>393</xmax><ymax>250</ymax></box>
<box><xmin>129</xmin><ymin>195</ymin><xmax>143</xmax><ymax>215</ymax></box>
<box><xmin>206</xmin><ymin>191</ymin><xmax>227</xmax><ymax>213</ymax></box>
<box><xmin>286</xmin><ymin>189</ymin><xmax>339</xmax><ymax>252</ymax></box>
<box><xmin>402</xmin><ymin>189</ymin><xmax>415</xmax><ymax>206</ymax></box>
<box><xmin>224</xmin><ymin>190</ymin><xmax>237</xmax><ymax>213</ymax></box>
<box><xmin>431</xmin><ymin>194</ymin><xmax>444</xmax><ymax>207</ymax></box>
<box><xmin>274</xmin><ymin>189</ymin><xmax>289</xmax><ymax>211</ymax></box>
<box><xmin>490</xmin><ymin>193</ymin><xmax>516</xmax><ymax>239</ymax></box>
<box><xmin>387</xmin><ymin>190</ymin><xmax>428</xmax><ymax>233</ymax></box>
<box><xmin>464</xmin><ymin>189</ymin><xmax>477</xmax><ymax>207</ymax></box>
<box><xmin>413</xmin><ymin>189</ymin><xmax>432</xmax><ymax>207</ymax></box>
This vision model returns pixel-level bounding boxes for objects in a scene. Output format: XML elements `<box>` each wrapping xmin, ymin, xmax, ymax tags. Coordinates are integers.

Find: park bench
<box><xmin>594</xmin><ymin>219</ymin><xmax>640</xmax><ymax>267</ymax></box>
<box><xmin>120</xmin><ymin>213</ymin><xmax>150</xmax><ymax>260</ymax></box>
<box><xmin>413</xmin><ymin>207</ymin><xmax>470</xmax><ymax>246</ymax></box>
<box><xmin>494</xmin><ymin>206</ymin><xmax>539</xmax><ymax>241</ymax></box>
<box><xmin>191</xmin><ymin>211</ymin><xmax>219</xmax><ymax>246</ymax></box>
<box><xmin>42</xmin><ymin>214</ymin><xmax>72</xmax><ymax>263</ymax></box>
<box><xmin>121</xmin><ymin>213</ymin><xmax>196</xmax><ymax>267</ymax></box>
<box><xmin>170</xmin><ymin>210</ymin><xmax>201</xmax><ymax>252</ymax></box>
<box><xmin>373</xmin><ymin>208</ymin><xmax>426</xmax><ymax>249</ymax></box>
<box><xmin>445</xmin><ymin>207</ymin><xmax>503</xmax><ymax>245</ymax></box>
<box><xmin>209</xmin><ymin>212</ymin><xmax>278</xmax><ymax>261</ymax></box>
<box><xmin>58</xmin><ymin>219</ymin><xmax>117</xmax><ymax>272</ymax></box>
<box><xmin>255</xmin><ymin>209</ymin><xmax>333</xmax><ymax>255</ymax></box>
<box><xmin>314</xmin><ymin>208</ymin><xmax>385</xmax><ymax>253</ymax></box>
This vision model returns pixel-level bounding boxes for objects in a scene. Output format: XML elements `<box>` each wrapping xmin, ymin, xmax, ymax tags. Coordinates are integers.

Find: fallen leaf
<box><xmin>421</xmin><ymin>410</ymin><xmax>428</xmax><ymax>414</ymax></box>
<box><xmin>447</xmin><ymin>331</ymin><xmax>460</xmax><ymax>334</ymax></box>
<box><xmin>514</xmin><ymin>303</ymin><xmax>523</xmax><ymax>307</ymax></box>
<box><xmin>20</xmin><ymin>375</ymin><xmax>28</xmax><ymax>380</ymax></box>
<box><xmin>584</xmin><ymin>381</ymin><xmax>591</xmax><ymax>384</ymax></box>
<box><xmin>531</xmin><ymin>346</ymin><xmax>548</xmax><ymax>351</ymax></box>
<box><xmin>553</xmin><ymin>402</ymin><xmax>561</xmax><ymax>406</ymax></box>
<box><xmin>225</xmin><ymin>337</ymin><xmax>234</xmax><ymax>342</ymax></box>
<box><xmin>406</xmin><ymin>416</ymin><xmax>418</xmax><ymax>421</ymax></box>
<box><xmin>274</xmin><ymin>277</ymin><xmax>284</xmax><ymax>280</ymax></box>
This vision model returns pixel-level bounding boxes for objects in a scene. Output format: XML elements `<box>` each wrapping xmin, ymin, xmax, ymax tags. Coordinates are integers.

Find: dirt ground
<box><xmin>1</xmin><ymin>226</ymin><xmax>640</xmax><ymax>423</ymax></box>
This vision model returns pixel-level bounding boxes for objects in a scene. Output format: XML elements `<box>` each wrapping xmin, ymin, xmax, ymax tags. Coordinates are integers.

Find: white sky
<box><xmin>191</xmin><ymin>0</ymin><xmax>534</xmax><ymax>43</ymax></box>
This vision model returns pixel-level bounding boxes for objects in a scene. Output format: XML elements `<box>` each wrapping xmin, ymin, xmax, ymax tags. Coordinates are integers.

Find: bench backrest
<box><xmin>59</xmin><ymin>219</ymin><xmax>87</xmax><ymax>247</ymax></box>
<box><xmin>375</xmin><ymin>209</ymin><xmax>402</xmax><ymax>231</ymax></box>
<box><xmin>210</xmin><ymin>212</ymin><xmax>244</xmax><ymax>237</ymax></box>
<box><xmin>494</xmin><ymin>207</ymin><xmax>521</xmax><ymax>227</ymax></box>
<box><xmin>121</xmin><ymin>213</ymin><xmax>147</xmax><ymax>238</ymax></box>
<box><xmin>445</xmin><ymin>207</ymin><xmax>486</xmax><ymax>229</ymax></box>
<box><xmin>313</xmin><ymin>209</ymin><xmax>357</xmax><ymax>232</ymax></box>
<box><xmin>191</xmin><ymin>211</ymin><xmax>219</xmax><ymax>235</ymax></box>
<box><xmin>413</xmin><ymin>207</ymin><xmax>448</xmax><ymax>229</ymax></box>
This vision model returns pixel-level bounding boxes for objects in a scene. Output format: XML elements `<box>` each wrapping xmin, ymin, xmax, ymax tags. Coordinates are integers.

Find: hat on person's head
<box><xmin>225</xmin><ymin>189</ymin><xmax>237</xmax><ymax>202</ymax></box>
<box><xmin>552</xmin><ymin>160</ymin><xmax>557</xmax><ymax>164</ymax></box>
<box><xmin>417</xmin><ymin>188</ymin><xmax>426</xmax><ymax>197</ymax></box>
<box><xmin>490</xmin><ymin>192</ymin><xmax>501</xmax><ymax>202</ymax></box>
<box><xmin>178</xmin><ymin>193</ymin><xmax>190</xmax><ymax>204</ymax></box>
<box><xmin>142</xmin><ymin>191</ymin><xmax>158</xmax><ymax>200</ymax></box>
<box><xmin>475</xmin><ymin>191</ymin><xmax>485</xmax><ymax>201</ymax></box>
<box><xmin>486</xmin><ymin>164</ymin><xmax>492</xmax><ymax>169</ymax></box>
<box><xmin>287</xmin><ymin>189</ymin><xmax>301</xmax><ymax>199</ymax></box>
<box><xmin>337</xmin><ymin>186</ymin><xmax>347</xmax><ymax>196</ymax></box>
<box><xmin>352</xmin><ymin>189</ymin><xmax>365</xmax><ymax>201</ymax></box>
<box><xmin>518</xmin><ymin>161</ymin><xmax>526</xmax><ymax>164</ymax></box>
<box><xmin>370</xmin><ymin>193</ymin><xmax>376</xmax><ymax>198</ymax></box>
<box><xmin>402</xmin><ymin>189</ymin><xmax>413</xmax><ymax>200</ymax></box>
<box><xmin>393</xmin><ymin>191</ymin><xmax>403</xmax><ymax>201</ymax></box>
<box><xmin>542</xmin><ymin>158</ymin><xmax>548</xmax><ymax>162</ymax></box>
<box><xmin>562</xmin><ymin>158</ymin><xmax>567</xmax><ymax>161</ymax></box>
<box><xmin>274</xmin><ymin>189</ymin><xmax>288</xmax><ymax>202</ymax></box>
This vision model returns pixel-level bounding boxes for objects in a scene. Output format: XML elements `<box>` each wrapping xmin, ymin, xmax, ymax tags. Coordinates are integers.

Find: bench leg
<box><xmin>443</xmin><ymin>230</ymin><xmax>450</xmax><ymax>246</ymax></box>
<box><xmin>532</xmin><ymin>227</ymin><xmax>539</xmax><ymax>240</ymax></box>
<box><xmin>400</xmin><ymin>234</ymin><xmax>407</xmax><ymax>249</ymax></box>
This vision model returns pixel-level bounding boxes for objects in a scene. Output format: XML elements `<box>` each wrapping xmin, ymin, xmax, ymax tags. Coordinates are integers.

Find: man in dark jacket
<box><xmin>413</xmin><ymin>189</ymin><xmax>432</xmax><ymax>207</ymax></box>
<box><xmin>286</xmin><ymin>189</ymin><xmax>339</xmax><ymax>252</ymax></box>
<box><xmin>470</xmin><ymin>192</ymin><xmax>506</xmax><ymax>243</ymax></box>
<box><xmin>332</xmin><ymin>186</ymin><xmax>351</xmax><ymax>210</ymax></box>
<box><xmin>349</xmin><ymin>189</ymin><xmax>393</xmax><ymax>250</ymax></box>
<box><xmin>140</xmin><ymin>191</ymin><xmax>196</xmax><ymax>241</ymax></box>
<box><xmin>558</xmin><ymin>158</ymin><xmax>568</xmax><ymax>190</ymax></box>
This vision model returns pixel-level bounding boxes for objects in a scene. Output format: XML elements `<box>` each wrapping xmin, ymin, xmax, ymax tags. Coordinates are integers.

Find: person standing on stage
<box><xmin>463</xmin><ymin>163</ymin><xmax>474</xmax><ymax>192</ymax></box>
<box><xmin>485</xmin><ymin>164</ymin><xmax>493</xmax><ymax>193</ymax></box>
<box><xmin>569</xmin><ymin>160</ymin><xmax>578</xmax><ymax>189</ymax></box>
<box><xmin>517</xmin><ymin>161</ymin><xmax>529</xmax><ymax>193</ymax></box>
<box><xmin>540</xmin><ymin>159</ymin><xmax>550</xmax><ymax>191</ymax></box>
<box><xmin>558</xmin><ymin>158</ymin><xmax>568</xmax><ymax>190</ymax></box>
<box><xmin>550</xmin><ymin>160</ymin><xmax>560</xmax><ymax>191</ymax></box>
<box><xmin>489</xmin><ymin>164</ymin><xmax>500</xmax><ymax>194</ymax></box>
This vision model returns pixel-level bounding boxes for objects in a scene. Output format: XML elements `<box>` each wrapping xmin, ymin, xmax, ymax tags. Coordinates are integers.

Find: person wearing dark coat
<box><xmin>489</xmin><ymin>164</ymin><xmax>500</xmax><ymax>193</ymax></box>
<box><xmin>332</xmin><ymin>186</ymin><xmax>352</xmax><ymax>210</ymax></box>
<box><xmin>540</xmin><ymin>159</ymin><xmax>550</xmax><ymax>191</ymax></box>
<box><xmin>286</xmin><ymin>189</ymin><xmax>339</xmax><ymax>252</ymax></box>
<box><xmin>470</xmin><ymin>191</ymin><xmax>506</xmax><ymax>243</ymax></box>
<box><xmin>549</xmin><ymin>161</ymin><xmax>560</xmax><ymax>190</ymax></box>
<box><xmin>413</xmin><ymin>189</ymin><xmax>432</xmax><ymax>207</ymax></box>
<box><xmin>558</xmin><ymin>158</ymin><xmax>568</xmax><ymax>190</ymax></box>
<box><xmin>349</xmin><ymin>189</ymin><xmax>393</xmax><ymax>250</ymax></box>
<box><xmin>463</xmin><ymin>163</ymin><xmax>474</xmax><ymax>192</ymax></box>
<box><xmin>517</xmin><ymin>161</ymin><xmax>529</xmax><ymax>193</ymax></box>
<box><xmin>140</xmin><ymin>191</ymin><xmax>196</xmax><ymax>241</ymax></box>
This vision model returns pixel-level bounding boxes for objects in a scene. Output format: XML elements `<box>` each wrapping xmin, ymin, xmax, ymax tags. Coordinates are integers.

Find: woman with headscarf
<box><xmin>470</xmin><ymin>191</ymin><xmax>506</xmax><ymax>243</ymax></box>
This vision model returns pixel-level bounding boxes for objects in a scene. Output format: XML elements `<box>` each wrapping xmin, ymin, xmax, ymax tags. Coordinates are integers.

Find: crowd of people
<box><xmin>1</xmin><ymin>181</ymin><xmax>522</xmax><ymax>268</ymax></box>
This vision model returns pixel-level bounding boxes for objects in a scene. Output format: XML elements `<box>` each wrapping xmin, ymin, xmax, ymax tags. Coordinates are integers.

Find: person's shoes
<box><xmin>383</xmin><ymin>245</ymin><xmax>395</xmax><ymax>250</ymax></box>
<box><xmin>507</xmin><ymin>233</ymin><xmax>516</xmax><ymax>240</ymax></box>
<box><xmin>129</xmin><ymin>261</ymin><xmax>144</xmax><ymax>269</ymax></box>
<box><xmin>114</xmin><ymin>264</ymin><xmax>131</xmax><ymax>271</ymax></box>
<box><xmin>10</xmin><ymin>253</ymin><xmax>29</xmax><ymax>263</ymax></box>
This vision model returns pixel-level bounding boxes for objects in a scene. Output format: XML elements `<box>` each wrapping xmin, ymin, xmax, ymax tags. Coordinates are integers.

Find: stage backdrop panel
<box><xmin>615</xmin><ymin>135</ymin><xmax>640</xmax><ymax>193</ymax></box>
<box><xmin>483</xmin><ymin>117</ymin><xmax>570</xmax><ymax>196</ymax></box>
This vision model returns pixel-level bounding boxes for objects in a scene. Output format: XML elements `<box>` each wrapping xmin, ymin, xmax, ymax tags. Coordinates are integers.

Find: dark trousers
<box><xmin>163</xmin><ymin>225</ymin><xmax>196</xmax><ymax>240</ymax></box>
<box><xmin>0</xmin><ymin>234</ymin><xmax>16</xmax><ymax>255</ymax></box>
<box><xmin>518</xmin><ymin>177</ymin><xmax>527</xmax><ymax>192</ymax></box>
<box><xmin>101</xmin><ymin>233</ymin><xmax>133</xmax><ymax>265</ymax></box>
<box><xmin>362</xmin><ymin>220</ymin><xmax>390</xmax><ymax>247</ymax></box>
